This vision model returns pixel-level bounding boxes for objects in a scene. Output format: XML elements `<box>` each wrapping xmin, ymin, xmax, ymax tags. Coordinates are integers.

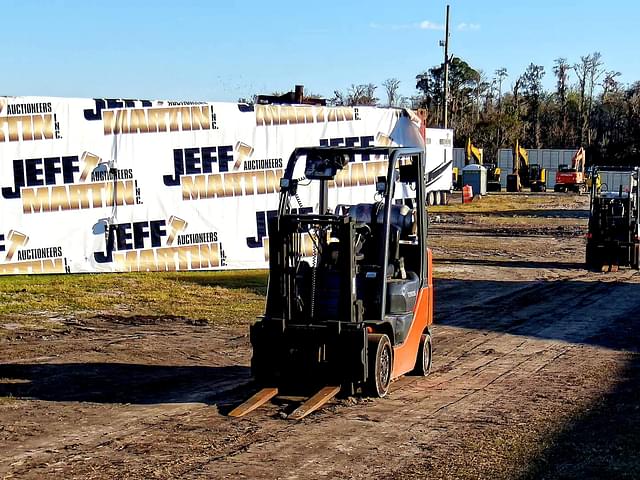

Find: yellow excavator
<box><xmin>453</xmin><ymin>138</ymin><xmax>484</xmax><ymax>189</ymax></box>
<box><xmin>456</xmin><ymin>138</ymin><xmax>501</xmax><ymax>191</ymax></box>
<box><xmin>465</xmin><ymin>137</ymin><xmax>483</xmax><ymax>165</ymax></box>
<box><xmin>507</xmin><ymin>141</ymin><xmax>546</xmax><ymax>192</ymax></box>
<box><xmin>507</xmin><ymin>141</ymin><xmax>527</xmax><ymax>192</ymax></box>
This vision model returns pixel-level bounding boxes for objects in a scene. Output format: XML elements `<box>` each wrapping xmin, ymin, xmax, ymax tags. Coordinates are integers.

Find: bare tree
<box><xmin>574</xmin><ymin>52</ymin><xmax>604</xmax><ymax>145</ymax></box>
<box><xmin>331</xmin><ymin>84</ymin><xmax>379</xmax><ymax>106</ymax></box>
<box><xmin>474</xmin><ymin>70</ymin><xmax>490</xmax><ymax>122</ymax></box>
<box><xmin>494</xmin><ymin>68</ymin><xmax>508</xmax><ymax>112</ymax></box>
<box><xmin>602</xmin><ymin>70</ymin><xmax>622</xmax><ymax>99</ymax></box>
<box><xmin>520</xmin><ymin>64</ymin><xmax>546</xmax><ymax>148</ymax></box>
<box><xmin>553</xmin><ymin>58</ymin><xmax>570</xmax><ymax>144</ymax></box>
<box><xmin>382</xmin><ymin>78</ymin><xmax>401</xmax><ymax>107</ymax></box>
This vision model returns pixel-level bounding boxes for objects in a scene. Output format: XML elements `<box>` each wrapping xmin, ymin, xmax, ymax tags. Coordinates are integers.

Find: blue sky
<box><xmin>3</xmin><ymin>0</ymin><xmax>639</xmax><ymax>102</ymax></box>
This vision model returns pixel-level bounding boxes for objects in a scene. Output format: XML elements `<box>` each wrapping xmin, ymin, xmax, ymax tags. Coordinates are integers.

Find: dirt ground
<box><xmin>1</xmin><ymin>193</ymin><xmax>639</xmax><ymax>479</ymax></box>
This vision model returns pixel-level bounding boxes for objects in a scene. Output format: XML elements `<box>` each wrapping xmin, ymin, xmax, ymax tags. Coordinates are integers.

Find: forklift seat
<box><xmin>346</xmin><ymin>203</ymin><xmax>414</xmax><ymax>235</ymax></box>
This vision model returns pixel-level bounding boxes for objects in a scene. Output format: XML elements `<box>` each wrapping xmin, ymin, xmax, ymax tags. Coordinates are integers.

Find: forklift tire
<box><xmin>366</xmin><ymin>334</ymin><xmax>393</xmax><ymax>398</ymax></box>
<box><xmin>251</xmin><ymin>349</ymin><xmax>277</xmax><ymax>386</ymax></box>
<box><xmin>632</xmin><ymin>244</ymin><xmax>640</xmax><ymax>270</ymax></box>
<box><xmin>585</xmin><ymin>243</ymin><xmax>600</xmax><ymax>270</ymax></box>
<box><xmin>410</xmin><ymin>332</ymin><xmax>433</xmax><ymax>376</ymax></box>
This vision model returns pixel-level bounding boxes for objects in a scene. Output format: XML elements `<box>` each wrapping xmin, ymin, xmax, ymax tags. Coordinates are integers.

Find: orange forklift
<box><xmin>230</xmin><ymin>146</ymin><xmax>434</xmax><ymax>419</ymax></box>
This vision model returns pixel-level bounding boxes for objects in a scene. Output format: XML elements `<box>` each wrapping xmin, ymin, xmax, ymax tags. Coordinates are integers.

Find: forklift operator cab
<box><xmin>253</xmin><ymin>146</ymin><xmax>434</xmax><ymax>398</ymax></box>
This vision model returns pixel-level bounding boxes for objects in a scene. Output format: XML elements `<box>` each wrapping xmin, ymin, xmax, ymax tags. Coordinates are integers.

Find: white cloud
<box><xmin>369</xmin><ymin>20</ymin><xmax>444</xmax><ymax>31</ymax></box>
<box><xmin>419</xmin><ymin>20</ymin><xmax>445</xmax><ymax>31</ymax></box>
<box><xmin>457</xmin><ymin>22</ymin><xmax>481</xmax><ymax>31</ymax></box>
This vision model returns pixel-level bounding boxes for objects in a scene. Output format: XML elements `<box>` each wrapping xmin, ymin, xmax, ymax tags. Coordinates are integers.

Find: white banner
<box><xmin>0</xmin><ymin>96</ymin><xmax>429</xmax><ymax>274</ymax></box>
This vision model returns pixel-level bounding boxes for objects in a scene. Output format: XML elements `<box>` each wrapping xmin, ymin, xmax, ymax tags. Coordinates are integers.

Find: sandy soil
<box><xmin>1</xmin><ymin>193</ymin><xmax>639</xmax><ymax>479</ymax></box>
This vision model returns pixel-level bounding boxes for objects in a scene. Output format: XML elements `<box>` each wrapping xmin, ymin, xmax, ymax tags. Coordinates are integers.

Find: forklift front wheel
<box><xmin>366</xmin><ymin>334</ymin><xmax>393</xmax><ymax>398</ymax></box>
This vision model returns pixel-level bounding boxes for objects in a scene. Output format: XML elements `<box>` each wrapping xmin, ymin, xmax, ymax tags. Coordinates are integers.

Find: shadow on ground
<box><xmin>0</xmin><ymin>363</ymin><xmax>251</xmax><ymax>407</ymax></box>
<box><xmin>435</xmin><ymin>277</ymin><xmax>640</xmax><ymax>352</ymax></box>
<box><xmin>165</xmin><ymin>270</ymin><xmax>268</xmax><ymax>296</ymax></box>
<box><xmin>438</xmin><ymin>258</ymin><xmax>585</xmax><ymax>270</ymax></box>
<box><xmin>520</xmin><ymin>354</ymin><xmax>640</xmax><ymax>480</ymax></box>
<box><xmin>457</xmin><ymin>209</ymin><xmax>589</xmax><ymax>219</ymax></box>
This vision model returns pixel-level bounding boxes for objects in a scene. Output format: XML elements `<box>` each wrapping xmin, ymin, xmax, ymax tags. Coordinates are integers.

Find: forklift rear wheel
<box><xmin>411</xmin><ymin>332</ymin><xmax>433</xmax><ymax>376</ymax></box>
<box><xmin>366</xmin><ymin>334</ymin><xmax>392</xmax><ymax>398</ymax></box>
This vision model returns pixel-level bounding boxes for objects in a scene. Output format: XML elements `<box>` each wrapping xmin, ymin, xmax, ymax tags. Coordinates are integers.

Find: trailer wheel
<box><xmin>441</xmin><ymin>191</ymin><xmax>449</xmax><ymax>205</ymax></box>
<box><xmin>427</xmin><ymin>191</ymin><xmax>435</xmax><ymax>206</ymax></box>
<box><xmin>366</xmin><ymin>334</ymin><xmax>392</xmax><ymax>398</ymax></box>
<box><xmin>410</xmin><ymin>332</ymin><xmax>432</xmax><ymax>376</ymax></box>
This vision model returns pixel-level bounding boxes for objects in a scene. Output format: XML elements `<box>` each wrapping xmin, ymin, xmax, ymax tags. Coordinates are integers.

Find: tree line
<box><xmin>411</xmin><ymin>52</ymin><xmax>640</xmax><ymax>165</ymax></box>
<box><xmin>243</xmin><ymin>52</ymin><xmax>640</xmax><ymax>166</ymax></box>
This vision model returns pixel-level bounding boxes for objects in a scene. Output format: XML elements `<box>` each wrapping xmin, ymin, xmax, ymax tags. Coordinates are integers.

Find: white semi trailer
<box><xmin>424</xmin><ymin>128</ymin><xmax>454</xmax><ymax>205</ymax></box>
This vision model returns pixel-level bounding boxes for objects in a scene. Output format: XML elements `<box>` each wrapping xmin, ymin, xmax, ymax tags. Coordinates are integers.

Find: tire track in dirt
<box><xmin>190</xmin><ymin>334</ymin><xmax>584</xmax><ymax>479</ymax></box>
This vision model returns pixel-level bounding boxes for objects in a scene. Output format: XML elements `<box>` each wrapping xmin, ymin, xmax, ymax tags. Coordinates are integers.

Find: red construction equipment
<box><xmin>555</xmin><ymin>147</ymin><xmax>586</xmax><ymax>193</ymax></box>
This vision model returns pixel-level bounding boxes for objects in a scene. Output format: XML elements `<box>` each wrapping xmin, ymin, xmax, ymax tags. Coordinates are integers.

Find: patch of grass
<box><xmin>0</xmin><ymin>393</ymin><xmax>17</xmax><ymax>405</ymax></box>
<box><xmin>0</xmin><ymin>270</ymin><xmax>268</xmax><ymax>329</ymax></box>
<box><xmin>430</xmin><ymin>192</ymin><xmax>587</xmax><ymax>215</ymax></box>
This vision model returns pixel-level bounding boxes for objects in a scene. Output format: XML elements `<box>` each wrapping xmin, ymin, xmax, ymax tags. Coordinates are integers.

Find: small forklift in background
<box><xmin>586</xmin><ymin>167</ymin><xmax>640</xmax><ymax>271</ymax></box>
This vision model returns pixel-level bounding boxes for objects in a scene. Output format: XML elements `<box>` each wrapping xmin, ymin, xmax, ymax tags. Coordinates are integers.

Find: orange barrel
<box><xmin>462</xmin><ymin>184</ymin><xmax>473</xmax><ymax>203</ymax></box>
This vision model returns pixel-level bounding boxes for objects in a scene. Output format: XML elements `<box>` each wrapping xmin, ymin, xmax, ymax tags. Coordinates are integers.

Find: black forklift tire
<box><xmin>632</xmin><ymin>244</ymin><xmax>640</xmax><ymax>270</ymax></box>
<box><xmin>410</xmin><ymin>332</ymin><xmax>433</xmax><ymax>376</ymax></box>
<box><xmin>251</xmin><ymin>350</ymin><xmax>277</xmax><ymax>386</ymax></box>
<box><xmin>585</xmin><ymin>243</ymin><xmax>600</xmax><ymax>270</ymax></box>
<box><xmin>366</xmin><ymin>334</ymin><xmax>393</xmax><ymax>398</ymax></box>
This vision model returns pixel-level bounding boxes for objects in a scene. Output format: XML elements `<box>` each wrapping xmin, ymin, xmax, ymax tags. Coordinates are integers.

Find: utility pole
<box><xmin>441</xmin><ymin>4</ymin><xmax>451</xmax><ymax>128</ymax></box>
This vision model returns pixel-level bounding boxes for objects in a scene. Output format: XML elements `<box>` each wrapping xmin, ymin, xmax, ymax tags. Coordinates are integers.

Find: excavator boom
<box><xmin>465</xmin><ymin>138</ymin><xmax>483</xmax><ymax>165</ymax></box>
